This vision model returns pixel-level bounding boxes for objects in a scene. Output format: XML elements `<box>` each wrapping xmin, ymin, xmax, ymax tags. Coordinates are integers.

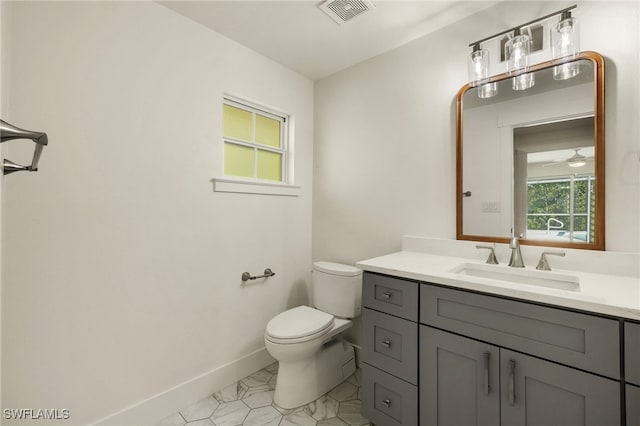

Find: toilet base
<box><xmin>273</xmin><ymin>339</ymin><xmax>356</xmax><ymax>409</ymax></box>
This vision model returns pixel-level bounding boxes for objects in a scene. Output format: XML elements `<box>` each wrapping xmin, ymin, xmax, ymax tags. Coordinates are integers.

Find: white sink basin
<box><xmin>450</xmin><ymin>263</ymin><xmax>580</xmax><ymax>291</ymax></box>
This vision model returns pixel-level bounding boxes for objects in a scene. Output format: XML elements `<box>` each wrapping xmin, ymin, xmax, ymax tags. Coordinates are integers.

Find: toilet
<box><xmin>264</xmin><ymin>261</ymin><xmax>362</xmax><ymax>409</ymax></box>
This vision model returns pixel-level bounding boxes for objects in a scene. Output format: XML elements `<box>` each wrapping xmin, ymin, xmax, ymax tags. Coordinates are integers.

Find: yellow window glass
<box><xmin>255</xmin><ymin>114</ymin><xmax>281</xmax><ymax>148</ymax></box>
<box><xmin>224</xmin><ymin>143</ymin><xmax>254</xmax><ymax>178</ymax></box>
<box><xmin>223</xmin><ymin>104</ymin><xmax>252</xmax><ymax>141</ymax></box>
<box><xmin>257</xmin><ymin>150</ymin><xmax>282</xmax><ymax>181</ymax></box>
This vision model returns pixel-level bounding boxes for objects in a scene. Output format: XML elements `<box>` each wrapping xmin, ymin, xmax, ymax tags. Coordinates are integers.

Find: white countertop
<box><xmin>357</xmin><ymin>250</ymin><xmax>640</xmax><ymax>321</ymax></box>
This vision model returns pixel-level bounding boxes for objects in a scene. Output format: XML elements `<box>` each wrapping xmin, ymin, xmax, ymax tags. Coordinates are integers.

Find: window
<box><xmin>527</xmin><ymin>175</ymin><xmax>596</xmax><ymax>242</ymax></box>
<box><xmin>214</xmin><ymin>96</ymin><xmax>298</xmax><ymax>196</ymax></box>
<box><xmin>222</xmin><ymin>97</ymin><xmax>288</xmax><ymax>183</ymax></box>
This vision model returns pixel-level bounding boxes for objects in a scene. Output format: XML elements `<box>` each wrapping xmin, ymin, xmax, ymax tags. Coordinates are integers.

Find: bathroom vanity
<box><xmin>357</xmin><ymin>249</ymin><xmax>640</xmax><ymax>426</ymax></box>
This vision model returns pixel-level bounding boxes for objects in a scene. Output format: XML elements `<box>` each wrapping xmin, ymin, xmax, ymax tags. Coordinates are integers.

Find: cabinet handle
<box><xmin>483</xmin><ymin>352</ymin><xmax>490</xmax><ymax>395</ymax></box>
<box><xmin>508</xmin><ymin>359</ymin><xmax>516</xmax><ymax>406</ymax></box>
<box><xmin>382</xmin><ymin>399</ymin><xmax>391</xmax><ymax>408</ymax></box>
<box><xmin>382</xmin><ymin>291</ymin><xmax>392</xmax><ymax>299</ymax></box>
<box><xmin>381</xmin><ymin>340</ymin><xmax>391</xmax><ymax>348</ymax></box>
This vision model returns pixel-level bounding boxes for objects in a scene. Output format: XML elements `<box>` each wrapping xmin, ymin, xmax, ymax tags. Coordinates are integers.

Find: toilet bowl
<box><xmin>264</xmin><ymin>262</ymin><xmax>362</xmax><ymax>409</ymax></box>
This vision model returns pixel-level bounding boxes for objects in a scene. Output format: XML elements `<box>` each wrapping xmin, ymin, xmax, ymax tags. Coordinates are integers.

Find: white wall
<box><xmin>0</xmin><ymin>0</ymin><xmax>10</xmax><ymax>414</ymax></box>
<box><xmin>1</xmin><ymin>2</ymin><xmax>313</xmax><ymax>425</ymax></box>
<box><xmin>314</xmin><ymin>1</ymin><xmax>640</xmax><ymax>344</ymax></box>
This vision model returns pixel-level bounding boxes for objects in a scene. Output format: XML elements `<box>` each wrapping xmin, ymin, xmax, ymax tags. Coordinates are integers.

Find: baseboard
<box><xmin>91</xmin><ymin>347</ymin><xmax>275</xmax><ymax>426</ymax></box>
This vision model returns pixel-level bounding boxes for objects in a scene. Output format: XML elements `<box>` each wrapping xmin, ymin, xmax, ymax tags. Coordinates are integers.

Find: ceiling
<box><xmin>159</xmin><ymin>1</ymin><xmax>499</xmax><ymax>80</ymax></box>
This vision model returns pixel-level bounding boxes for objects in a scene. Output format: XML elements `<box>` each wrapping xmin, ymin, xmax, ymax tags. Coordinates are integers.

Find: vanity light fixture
<box><xmin>551</xmin><ymin>10</ymin><xmax>580</xmax><ymax>80</ymax></box>
<box><xmin>505</xmin><ymin>28</ymin><xmax>535</xmax><ymax>90</ymax></box>
<box><xmin>467</xmin><ymin>4</ymin><xmax>577</xmax><ymax>95</ymax></box>
<box><xmin>467</xmin><ymin>44</ymin><xmax>498</xmax><ymax>98</ymax></box>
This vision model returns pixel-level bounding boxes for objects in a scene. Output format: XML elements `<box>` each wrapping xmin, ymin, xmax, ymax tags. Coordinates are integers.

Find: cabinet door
<box><xmin>625</xmin><ymin>321</ymin><xmax>640</xmax><ymax>386</ymax></box>
<box><xmin>501</xmin><ymin>349</ymin><xmax>620</xmax><ymax>426</ymax></box>
<box><xmin>627</xmin><ymin>384</ymin><xmax>640</xmax><ymax>426</ymax></box>
<box><xmin>420</xmin><ymin>326</ymin><xmax>500</xmax><ymax>426</ymax></box>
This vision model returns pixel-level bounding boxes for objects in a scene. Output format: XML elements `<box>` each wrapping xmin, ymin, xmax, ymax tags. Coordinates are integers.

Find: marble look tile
<box><xmin>272</xmin><ymin>402</ymin><xmax>304</xmax><ymax>416</ymax></box>
<box><xmin>242</xmin><ymin>406</ymin><xmax>282</xmax><ymax>426</ymax></box>
<box><xmin>210</xmin><ymin>400</ymin><xmax>250</xmax><ymax>426</ymax></box>
<box><xmin>185</xmin><ymin>420</ymin><xmax>214</xmax><ymax>426</ymax></box>
<box><xmin>328</xmin><ymin>381</ymin><xmax>358</xmax><ymax>402</ymax></box>
<box><xmin>214</xmin><ymin>382</ymin><xmax>248</xmax><ymax>403</ymax></box>
<box><xmin>264</xmin><ymin>362</ymin><xmax>279</xmax><ymax>374</ymax></box>
<box><xmin>346</xmin><ymin>369</ymin><xmax>361</xmax><ymax>387</ymax></box>
<box><xmin>267</xmin><ymin>373</ymin><xmax>277</xmax><ymax>389</ymax></box>
<box><xmin>180</xmin><ymin>396</ymin><xmax>220</xmax><ymax>422</ymax></box>
<box><xmin>304</xmin><ymin>395</ymin><xmax>338</xmax><ymax>421</ymax></box>
<box><xmin>280</xmin><ymin>411</ymin><xmax>318</xmax><ymax>426</ymax></box>
<box><xmin>337</xmin><ymin>400</ymin><xmax>369</xmax><ymax>426</ymax></box>
<box><xmin>317</xmin><ymin>418</ymin><xmax>349</xmax><ymax>426</ymax></box>
<box><xmin>156</xmin><ymin>412</ymin><xmax>186</xmax><ymax>426</ymax></box>
<box><xmin>242</xmin><ymin>386</ymin><xmax>274</xmax><ymax>408</ymax></box>
<box><xmin>240</xmin><ymin>370</ymin><xmax>272</xmax><ymax>388</ymax></box>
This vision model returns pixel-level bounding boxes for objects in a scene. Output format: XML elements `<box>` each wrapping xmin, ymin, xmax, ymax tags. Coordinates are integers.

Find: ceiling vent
<box><xmin>318</xmin><ymin>0</ymin><xmax>376</xmax><ymax>25</ymax></box>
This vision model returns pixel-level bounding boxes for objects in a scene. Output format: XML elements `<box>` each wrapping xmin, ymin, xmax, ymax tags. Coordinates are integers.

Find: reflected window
<box><xmin>527</xmin><ymin>175</ymin><xmax>595</xmax><ymax>242</ymax></box>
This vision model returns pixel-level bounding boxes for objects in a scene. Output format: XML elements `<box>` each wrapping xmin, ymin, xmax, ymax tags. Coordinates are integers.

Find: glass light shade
<box><xmin>553</xmin><ymin>62</ymin><xmax>581</xmax><ymax>80</ymax></box>
<box><xmin>478</xmin><ymin>82</ymin><xmax>498</xmax><ymax>98</ymax></box>
<box><xmin>551</xmin><ymin>16</ymin><xmax>580</xmax><ymax>80</ymax></box>
<box><xmin>505</xmin><ymin>34</ymin><xmax>531</xmax><ymax>76</ymax></box>
<box><xmin>512</xmin><ymin>72</ymin><xmax>535</xmax><ymax>90</ymax></box>
<box><xmin>468</xmin><ymin>48</ymin><xmax>490</xmax><ymax>87</ymax></box>
<box><xmin>551</xmin><ymin>17</ymin><xmax>579</xmax><ymax>59</ymax></box>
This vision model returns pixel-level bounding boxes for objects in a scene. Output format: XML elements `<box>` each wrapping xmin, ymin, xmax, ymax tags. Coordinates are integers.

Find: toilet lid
<box><xmin>313</xmin><ymin>261</ymin><xmax>362</xmax><ymax>277</ymax></box>
<box><xmin>266</xmin><ymin>306</ymin><xmax>334</xmax><ymax>340</ymax></box>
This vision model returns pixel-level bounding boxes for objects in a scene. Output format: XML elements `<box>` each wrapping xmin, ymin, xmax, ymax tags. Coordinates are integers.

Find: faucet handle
<box><xmin>476</xmin><ymin>245</ymin><xmax>499</xmax><ymax>265</ymax></box>
<box><xmin>536</xmin><ymin>251</ymin><xmax>566</xmax><ymax>271</ymax></box>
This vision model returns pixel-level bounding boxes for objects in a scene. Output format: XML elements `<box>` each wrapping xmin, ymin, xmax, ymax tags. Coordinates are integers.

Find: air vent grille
<box><xmin>319</xmin><ymin>0</ymin><xmax>376</xmax><ymax>25</ymax></box>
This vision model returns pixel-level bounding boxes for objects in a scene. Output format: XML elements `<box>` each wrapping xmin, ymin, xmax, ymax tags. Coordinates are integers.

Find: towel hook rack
<box><xmin>1</xmin><ymin>119</ymin><xmax>49</xmax><ymax>175</ymax></box>
<box><xmin>242</xmin><ymin>268</ymin><xmax>275</xmax><ymax>282</ymax></box>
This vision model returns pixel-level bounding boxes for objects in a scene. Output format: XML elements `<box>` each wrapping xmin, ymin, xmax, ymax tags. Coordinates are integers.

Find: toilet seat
<box><xmin>265</xmin><ymin>306</ymin><xmax>334</xmax><ymax>344</ymax></box>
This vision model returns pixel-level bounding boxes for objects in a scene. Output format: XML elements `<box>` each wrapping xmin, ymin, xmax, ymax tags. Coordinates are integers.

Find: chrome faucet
<box><xmin>536</xmin><ymin>251</ymin><xmax>565</xmax><ymax>271</ymax></box>
<box><xmin>476</xmin><ymin>245</ymin><xmax>499</xmax><ymax>264</ymax></box>
<box><xmin>508</xmin><ymin>234</ymin><xmax>525</xmax><ymax>268</ymax></box>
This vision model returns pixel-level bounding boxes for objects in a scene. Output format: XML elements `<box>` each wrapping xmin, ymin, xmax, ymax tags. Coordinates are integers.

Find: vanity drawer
<box><xmin>420</xmin><ymin>284</ymin><xmax>620</xmax><ymax>379</ymax></box>
<box><xmin>625</xmin><ymin>321</ymin><xmax>640</xmax><ymax>385</ymax></box>
<box><xmin>362</xmin><ymin>272</ymin><xmax>419</xmax><ymax>321</ymax></box>
<box><xmin>362</xmin><ymin>308</ymin><xmax>417</xmax><ymax>384</ymax></box>
<box><xmin>362</xmin><ymin>363</ymin><xmax>417</xmax><ymax>426</ymax></box>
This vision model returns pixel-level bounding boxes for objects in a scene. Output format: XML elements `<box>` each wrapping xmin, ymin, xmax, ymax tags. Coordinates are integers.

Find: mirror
<box><xmin>456</xmin><ymin>52</ymin><xmax>605</xmax><ymax>250</ymax></box>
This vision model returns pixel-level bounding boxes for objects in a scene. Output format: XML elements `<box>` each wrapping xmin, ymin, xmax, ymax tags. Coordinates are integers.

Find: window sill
<box><xmin>212</xmin><ymin>177</ymin><xmax>300</xmax><ymax>196</ymax></box>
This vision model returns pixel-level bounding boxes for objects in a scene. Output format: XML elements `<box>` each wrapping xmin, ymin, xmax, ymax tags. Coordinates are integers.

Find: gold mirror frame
<box><xmin>456</xmin><ymin>51</ymin><xmax>605</xmax><ymax>250</ymax></box>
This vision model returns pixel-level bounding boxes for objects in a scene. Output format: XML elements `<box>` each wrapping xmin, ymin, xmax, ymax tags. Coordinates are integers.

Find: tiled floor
<box><xmin>156</xmin><ymin>363</ymin><xmax>370</xmax><ymax>426</ymax></box>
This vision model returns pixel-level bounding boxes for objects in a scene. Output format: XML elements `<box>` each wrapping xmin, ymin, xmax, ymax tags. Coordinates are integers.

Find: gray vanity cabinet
<box><xmin>625</xmin><ymin>321</ymin><xmax>640</xmax><ymax>385</ymax></box>
<box><xmin>500</xmin><ymin>349</ymin><xmax>620</xmax><ymax>426</ymax></box>
<box><xmin>362</xmin><ymin>272</ymin><xmax>419</xmax><ymax>426</ymax></box>
<box><xmin>419</xmin><ymin>326</ymin><xmax>620</xmax><ymax>426</ymax></box>
<box><xmin>361</xmin><ymin>272</ymin><xmax>627</xmax><ymax>426</ymax></box>
<box><xmin>627</xmin><ymin>384</ymin><xmax>640</xmax><ymax>426</ymax></box>
<box><xmin>420</xmin><ymin>326</ymin><xmax>500</xmax><ymax>426</ymax></box>
<box><xmin>625</xmin><ymin>321</ymin><xmax>640</xmax><ymax>426</ymax></box>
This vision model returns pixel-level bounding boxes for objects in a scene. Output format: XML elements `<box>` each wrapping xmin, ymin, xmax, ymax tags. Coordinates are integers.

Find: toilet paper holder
<box><xmin>242</xmin><ymin>268</ymin><xmax>275</xmax><ymax>282</ymax></box>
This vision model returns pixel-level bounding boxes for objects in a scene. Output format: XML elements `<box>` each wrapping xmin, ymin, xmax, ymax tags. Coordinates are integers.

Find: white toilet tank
<box><xmin>312</xmin><ymin>261</ymin><xmax>362</xmax><ymax>318</ymax></box>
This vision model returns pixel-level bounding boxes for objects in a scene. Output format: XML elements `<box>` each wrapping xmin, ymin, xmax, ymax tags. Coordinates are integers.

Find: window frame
<box><xmin>214</xmin><ymin>94</ymin><xmax>299</xmax><ymax>196</ymax></box>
